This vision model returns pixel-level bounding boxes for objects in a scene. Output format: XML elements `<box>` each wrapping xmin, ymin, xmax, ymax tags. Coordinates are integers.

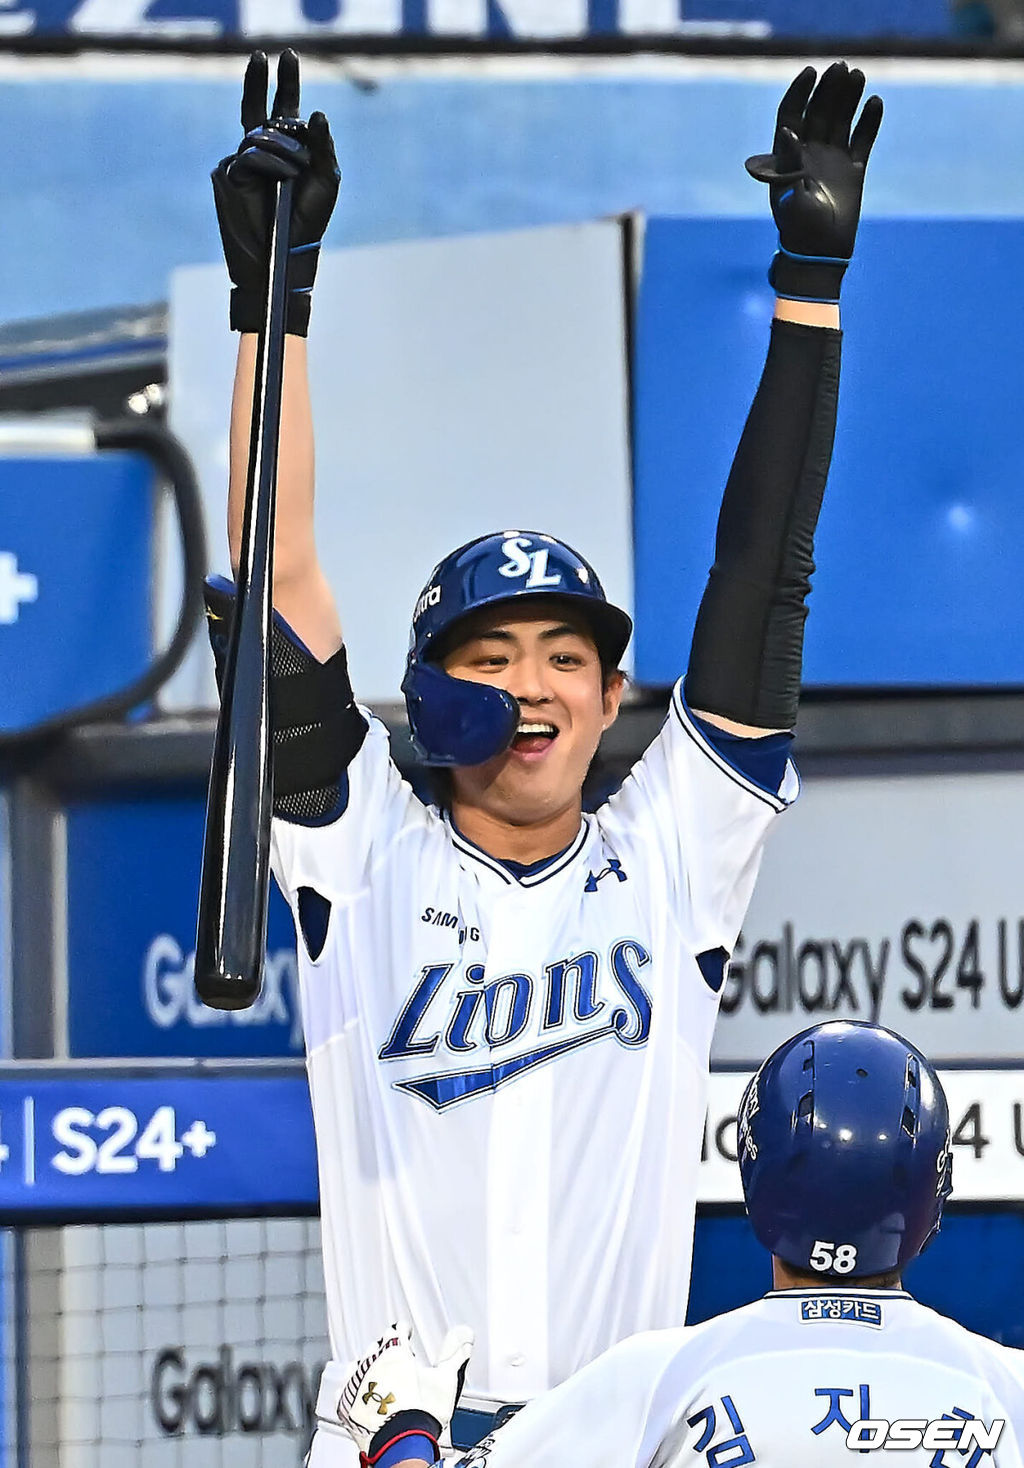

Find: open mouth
<box><xmin>512</xmin><ymin>721</ymin><xmax>559</xmax><ymax>756</ymax></box>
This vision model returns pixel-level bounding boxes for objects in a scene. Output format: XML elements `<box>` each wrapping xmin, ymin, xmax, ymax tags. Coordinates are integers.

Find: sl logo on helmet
<box><xmin>497</xmin><ymin>535</ymin><xmax>564</xmax><ymax>589</ymax></box>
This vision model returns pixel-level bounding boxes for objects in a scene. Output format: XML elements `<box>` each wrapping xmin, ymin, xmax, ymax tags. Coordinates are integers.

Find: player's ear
<box><xmin>601</xmin><ymin>668</ymin><xmax>626</xmax><ymax>728</ymax></box>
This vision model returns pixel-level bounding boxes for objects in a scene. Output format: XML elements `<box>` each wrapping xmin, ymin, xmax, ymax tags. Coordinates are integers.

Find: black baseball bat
<box><xmin>194</xmin><ymin>175</ymin><xmax>294</xmax><ymax>1010</ymax></box>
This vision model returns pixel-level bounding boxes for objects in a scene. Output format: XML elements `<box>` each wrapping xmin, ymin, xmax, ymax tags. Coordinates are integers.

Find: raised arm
<box><xmin>213</xmin><ymin>49</ymin><xmax>343</xmax><ymax>663</ymax></box>
<box><xmin>687</xmin><ymin>63</ymin><xmax>882</xmax><ymax>738</ymax></box>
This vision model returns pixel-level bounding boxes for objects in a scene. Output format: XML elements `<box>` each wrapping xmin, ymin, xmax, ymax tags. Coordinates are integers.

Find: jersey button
<box><xmin>509</xmin><ymin>1354</ymin><xmax>525</xmax><ymax>1367</ymax></box>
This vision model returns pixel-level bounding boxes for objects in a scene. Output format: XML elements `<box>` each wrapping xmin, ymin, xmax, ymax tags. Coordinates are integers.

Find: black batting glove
<box><xmin>212</xmin><ymin>49</ymin><xmax>340</xmax><ymax>337</ymax></box>
<box><xmin>746</xmin><ymin>62</ymin><xmax>883</xmax><ymax>304</ymax></box>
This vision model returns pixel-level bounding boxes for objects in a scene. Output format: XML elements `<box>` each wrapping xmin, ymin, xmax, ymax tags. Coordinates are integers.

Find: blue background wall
<box><xmin>0</xmin><ymin>455</ymin><xmax>153</xmax><ymax>735</ymax></box>
<box><xmin>632</xmin><ymin>217</ymin><xmax>1024</xmax><ymax>687</ymax></box>
<box><xmin>2</xmin><ymin>64</ymin><xmax>1024</xmax><ymax>327</ymax></box>
<box><xmin>692</xmin><ymin>1209</ymin><xmax>1024</xmax><ymax>1347</ymax></box>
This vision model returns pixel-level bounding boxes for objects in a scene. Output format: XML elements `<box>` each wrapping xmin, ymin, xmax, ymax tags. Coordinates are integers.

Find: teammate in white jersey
<box><xmin>205</xmin><ymin>53</ymin><xmax>883</xmax><ymax>1460</ymax></box>
<box><xmin>335</xmin><ymin>1022</ymin><xmax>1024</xmax><ymax>1468</ymax></box>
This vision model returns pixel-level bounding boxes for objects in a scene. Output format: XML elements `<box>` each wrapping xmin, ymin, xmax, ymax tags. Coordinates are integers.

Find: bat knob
<box><xmin>194</xmin><ymin>963</ymin><xmax>263</xmax><ymax>1011</ymax></box>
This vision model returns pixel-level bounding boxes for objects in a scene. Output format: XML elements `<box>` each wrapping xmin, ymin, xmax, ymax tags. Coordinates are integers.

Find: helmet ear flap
<box><xmin>402</xmin><ymin>660</ymin><xmax>519</xmax><ymax>768</ymax></box>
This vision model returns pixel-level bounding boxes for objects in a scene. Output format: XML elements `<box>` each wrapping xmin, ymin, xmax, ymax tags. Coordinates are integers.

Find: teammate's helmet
<box><xmin>738</xmin><ymin>1021</ymin><xmax>953</xmax><ymax>1280</ymax></box>
<box><xmin>401</xmin><ymin>531</ymin><xmax>632</xmax><ymax>767</ymax></box>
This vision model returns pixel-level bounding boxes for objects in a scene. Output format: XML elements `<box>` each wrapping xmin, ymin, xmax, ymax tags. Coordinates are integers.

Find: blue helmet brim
<box><xmin>420</xmin><ymin>589</ymin><xmax>632</xmax><ymax>672</ymax></box>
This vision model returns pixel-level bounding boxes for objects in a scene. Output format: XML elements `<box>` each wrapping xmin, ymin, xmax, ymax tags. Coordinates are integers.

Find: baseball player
<box><xmin>205</xmin><ymin>52</ymin><xmax>882</xmax><ymax>1464</ymax></box>
<box><xmin>335</xmin><ymin>1022</ymin><xmax>1024</xmax><ymax>1468</ymax></box>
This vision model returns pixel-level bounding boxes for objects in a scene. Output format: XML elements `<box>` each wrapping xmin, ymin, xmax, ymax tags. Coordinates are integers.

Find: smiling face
<box><xmin>439</xmin><ymin>598</ymin><xmax>625</xmax><ymax>832</ymax></box>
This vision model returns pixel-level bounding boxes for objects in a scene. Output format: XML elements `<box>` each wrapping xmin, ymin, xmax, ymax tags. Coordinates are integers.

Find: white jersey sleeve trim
<box><xmin>671</xmin><ymin>681</ymin><xmax>800</xmax><ymax>813</ymax></box>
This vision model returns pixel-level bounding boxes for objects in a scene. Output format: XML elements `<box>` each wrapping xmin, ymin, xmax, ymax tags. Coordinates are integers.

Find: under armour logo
<box><xmin>362</xmin><ymin>1383</ymin><xmax>396</xmax><ymax>1416</ymax></box>
<box><xmin>584</xmin><ymin>859</ymin><xmax>627</xmax><ymax>893</ymax></box>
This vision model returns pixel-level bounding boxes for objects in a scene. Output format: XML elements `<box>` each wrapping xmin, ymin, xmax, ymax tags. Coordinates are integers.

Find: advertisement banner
<box><xmin>0</xmin><ymin>1070</ymin><xmax>317</xmax><ymax>1218</ymax></box>
<box><xmin>65</xmin><ymin>797</ymin><xmax>301</xmax><ymax>1059</ymax></box>
<box><xmin>0</xmin><ymin>0</ymin><xmax>949</xmax><ymax>40</ymax></box>
<box><xmin>702</xmin><ymin>1070</ymin><xmax>1024</xmax><ymax>1207</ymax></box>
<box><xmin>32</xmin><ymin>1215</ymin><xmax>330</xmax><ymax>1468</ymax></box>
<box><xmin>1</xmin><ymin>1065</ymin><xmax>1021</xmax><ymax>1216</ymax></box>
<box><xmin>0</xmin><ymin>0</ymin><xmax>768</xmax><ymax>40</ymax></box>
<box><xmin>713</xmin><ymin>769</ymin><xmax>1024</xmax><ymax>1066</ymax></box>
<box><xmin>0</xmin><ymin>453</ymin><xmax>152</xmax><ymax>736</ymax></box>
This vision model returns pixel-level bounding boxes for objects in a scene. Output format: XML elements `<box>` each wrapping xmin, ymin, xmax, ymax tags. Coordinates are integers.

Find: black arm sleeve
<box><xmin>204</xmin><ymin>578</ymin><xmax>367</xmax><ymax>823</ymax></box>
<box><xmin>684</xmin><ymin>318</ymin><xmax>841</xmax><ymax>731</ymax></box>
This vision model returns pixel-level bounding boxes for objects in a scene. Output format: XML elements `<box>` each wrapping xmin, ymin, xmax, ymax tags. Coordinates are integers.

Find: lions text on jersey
<box><xmin>271</xmin><ymin>680</ymin><xmax>797</xmax><ymax>1404</ymax></box>
<box><xmin>449</xmin><ymin>1291</ymin><xmax>1024</xmax><ymax>1467</ymax></box>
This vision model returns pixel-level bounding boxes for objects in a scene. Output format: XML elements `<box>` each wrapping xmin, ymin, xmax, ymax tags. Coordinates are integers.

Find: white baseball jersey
<box><xmin>446</xmin><ymin>1290</ymin><xmax>1024</xmax><ymax>1467</ymax></box>
<box><xmin>272</xmin><ymin>678</ymin><xmax>797</xmax><ymax>1403</ymax></box>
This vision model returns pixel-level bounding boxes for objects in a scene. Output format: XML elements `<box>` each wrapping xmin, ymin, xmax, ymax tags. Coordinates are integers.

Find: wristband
<box><xmin>361</xmin><ymin>1432</ymin><xmax>439</xmax><ymax>1468</ymax></box>
<box><xmin>360</xmin><ymin>1410</ymin><xmax>443</xmax><ymax>1468</ymax></box>
<box><xmin>229</xmin><ymin>284</ymin><xmax>313</xmax><ymax>337</ymax></box>
<box><xmin>228</xmin><ymin>238</ymin><xmax>321</xmax><ymax>336</ymax></box>
<box><xmin>768</xmin><ymin>247</ymin><xmax>848</xmax><ymax>305</ymax></box>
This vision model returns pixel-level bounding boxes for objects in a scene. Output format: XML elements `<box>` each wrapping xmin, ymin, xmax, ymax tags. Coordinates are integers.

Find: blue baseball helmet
<box><xmin>401</xmin><ymin>531</ymin><xmax>632</xmax><ymax>767</ymax></box>
<box><xmin>738</xmin><ymin>1021</ymin><xmax>953</xmax><ymax>1279</ymax></box>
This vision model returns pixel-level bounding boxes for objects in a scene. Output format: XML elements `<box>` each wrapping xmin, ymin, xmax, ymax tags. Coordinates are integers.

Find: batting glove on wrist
<box><xmin>746</xmin><ymin>61</ymin><xmax>883</xmax><ymax>304</ymax></box>
<box><xmin>338</xmin><ymin>1321</ymin><xmax>474</xmax><ymax>1467</ymax></box>
<box><xmin>212</xmin><ymin>49</ymin><xmax>340</xmax><ymax>337</ymax></box>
